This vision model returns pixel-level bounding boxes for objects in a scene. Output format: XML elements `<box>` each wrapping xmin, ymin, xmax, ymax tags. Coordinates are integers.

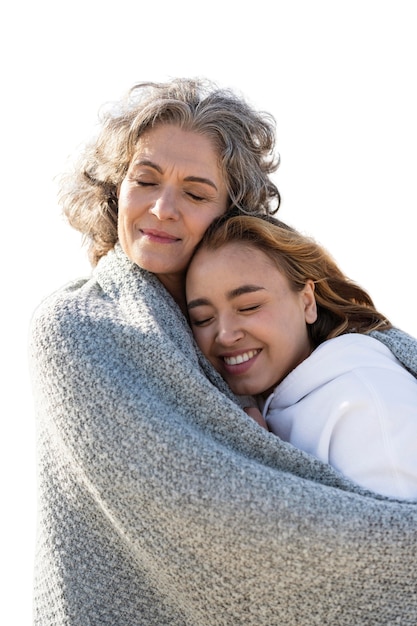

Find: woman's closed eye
<box><xmin>189</xmin><ymin>316</ymin><xmax>214</xmax><ymax>327</ymax></box>
<box><xmin>239</xmin><ymin>304</ymin><xmax>261</xmax><ymax>313</ymax></box>
<box><xmin>186</xmin><ymin>192</ymin><xmax>206</xmax><ymax>201</ymax></box>
<box><xmin>184</xmin><ymin>186</ymin><xmax>215</xmax><ymax>202</ymax></box>
<box><xmin>135</xmin><ymin>179</ymin><xmax>157</xmax><ymax>187</ymax></box>
<box><xmin>189</xmin><ymin>304</ymin><xmax>262</xmax><ymax>327</ymax></box>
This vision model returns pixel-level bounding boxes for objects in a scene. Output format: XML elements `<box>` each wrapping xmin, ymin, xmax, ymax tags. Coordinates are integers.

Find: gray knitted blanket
<box><xmin>29</xmin><ymin>245</ymin><xmax>417</xmax><ymax>626</ymax></box>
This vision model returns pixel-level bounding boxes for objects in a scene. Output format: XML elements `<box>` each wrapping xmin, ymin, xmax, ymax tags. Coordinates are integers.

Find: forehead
<box><xmin>132</xmin><ymin>124</ymin><xmax>221</xmax><ymax>169</ymax></box>
<box><xmin>190</xmin><ymin>243</ymin><xmax>281</xmax><ymax>284</ymax></box>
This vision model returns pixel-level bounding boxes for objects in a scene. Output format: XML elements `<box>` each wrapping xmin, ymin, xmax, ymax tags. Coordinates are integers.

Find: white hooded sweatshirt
<box><xmin>262</xmin><ymin>333</ymin><xmax>417</xmax><ymax>499</ymax></box>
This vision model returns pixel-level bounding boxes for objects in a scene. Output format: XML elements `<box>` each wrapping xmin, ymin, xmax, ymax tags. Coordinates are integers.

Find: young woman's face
<box><xmin>186</xmin><ymin>243</ymin><xmax>317</xmax><ymax>397</ymax></box>
<box><xmin>118</xmin><ymin>125</ymin><xmax>229</xmax><ymax>295</ymax></box>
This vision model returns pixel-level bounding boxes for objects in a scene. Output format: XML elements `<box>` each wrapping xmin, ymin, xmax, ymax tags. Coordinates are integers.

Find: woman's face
<box><xmin>118</xmin><ymin>124</ymin><xmax>228</xmax><ymax>295</ymax></box>
<box><xmin>186</xmin><ymin>243</ymin><xmax>317</xmax><ymax>398</ymax></box>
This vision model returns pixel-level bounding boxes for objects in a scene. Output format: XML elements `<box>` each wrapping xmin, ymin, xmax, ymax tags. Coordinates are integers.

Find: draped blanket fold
<box><xmin>29</xmin><ymin>245</ymin><xmax>417</xmax><ymax>626</ymax></box>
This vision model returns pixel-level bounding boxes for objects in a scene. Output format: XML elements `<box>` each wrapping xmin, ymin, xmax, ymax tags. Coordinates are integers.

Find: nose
<box><xmin>149</xmin><ymin>187</ymin><xmax>179</xmax><ymax>221</ymax></box>
<box><xmin>215</xmin><ymin>319</ymin><xmax>244</xmax><ymax>346</ymax></box>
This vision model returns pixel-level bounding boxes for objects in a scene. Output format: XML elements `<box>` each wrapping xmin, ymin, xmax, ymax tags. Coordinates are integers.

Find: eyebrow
<box><xmin>187</xmin><ymin>285</ymin><xmax>265</xmax><ymax>310</ymax></box>
<box><xmin>132</xmin><ymin>159</ymin><xmax>218</xmax><ymax>191</ymax></box>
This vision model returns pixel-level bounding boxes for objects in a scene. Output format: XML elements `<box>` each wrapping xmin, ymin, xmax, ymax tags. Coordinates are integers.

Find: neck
<box><xmin>157</xmin><ymin>272</ymin><xmax>187</xmax><ymax>315</ymax></box>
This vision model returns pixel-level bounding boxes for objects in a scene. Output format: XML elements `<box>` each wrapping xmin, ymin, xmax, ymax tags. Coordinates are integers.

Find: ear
<box><xmin>302</xmin><ymin>280</ymin><xmax>318</xmax><ymax>324</ymax></box>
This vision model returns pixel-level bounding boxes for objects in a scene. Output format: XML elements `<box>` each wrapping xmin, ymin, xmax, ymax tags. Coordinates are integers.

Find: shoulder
<box><xmin>371</xmin><ymin>327</ymin><xmax>417</xmax><ymax>377</ymax></box>
<box><xmin>312</xmin><ymin>333</ymin><xmax>407</xmax><ymax>369</ymax></box>
<box><xmin>29</xmin><ymin>276</ymin><xmax>115</xmax><ymax>359</ymax></box>
<box><xmin>31</xmin><ymin>277</ymin><xmax>101</xmax><ymax>328</ymax></box>
<box><xmin>275</xmin><ymin>333</ymin><xmax>408</xmax><ymax>405</ymax></box>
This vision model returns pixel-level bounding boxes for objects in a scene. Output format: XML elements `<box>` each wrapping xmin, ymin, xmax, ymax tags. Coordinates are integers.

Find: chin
<box><xmin>228</xmin><ymin>383</ymin><xmax>258</xmax><ymax>398</ymax></box>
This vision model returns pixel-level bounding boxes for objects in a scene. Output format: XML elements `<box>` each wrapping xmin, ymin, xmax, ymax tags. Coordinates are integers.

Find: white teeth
<box><xmin>224</xmin><ymin>350</ymin><xmax>260</xmax><ymax>365</ymax></box>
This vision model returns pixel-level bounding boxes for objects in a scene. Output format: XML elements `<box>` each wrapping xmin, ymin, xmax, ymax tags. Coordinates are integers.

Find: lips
<box><xmin>140</xmin><ymin>228</ymin><xmax>180</xmax><ymax>243</ymax></box>
<box><xmin>223</xmin><ymin>349</ymin><xmax>261</xmax><ymax>366</ymax></box>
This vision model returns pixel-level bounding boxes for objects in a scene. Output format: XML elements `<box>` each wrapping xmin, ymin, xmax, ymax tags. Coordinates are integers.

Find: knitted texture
<box><xmin>29</xmin><ymin>245</ymin><xmax>417</xmax><ymax>625</ymax></box>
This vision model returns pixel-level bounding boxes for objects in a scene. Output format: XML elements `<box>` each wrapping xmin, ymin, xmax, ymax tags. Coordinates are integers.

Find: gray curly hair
<box><xmin>59</xmin><ymin>78</ymin><xmax>280</xmax><ymax>265</ymax></box>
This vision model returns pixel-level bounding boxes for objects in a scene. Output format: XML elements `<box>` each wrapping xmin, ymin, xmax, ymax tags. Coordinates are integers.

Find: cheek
<box><xmin>116</xmin><ymin>196</ymin><xmax>129</xmax><ymax>227</ymax></box>
<box><xmin>188</xmin><ymin>217</ymin><xmax>213</xmax><ymax>241</ymax></box>
<box><xmin>192</xmin><ymin>327</ymin><xmax>211</xmax><ymax>351</ymax></box>
<box><xmin>116</xmin><ymin>202</ymin><xmax>129</xmax><ymax>236</ymax></box>
<box><xmin>194</xmin><ymin>325</ymin><xmax>219</xmax><ymax>360</ymax></box>
<box><xmin>117</xmin><ymin>190</ymin><xmax>134</xmax><ymax>216</ymax></box>
<box><xmin>117</xmin><ymin>179</ymin><xmax>128</xmax><ymax>206</ymax></box>
<box><xmin>188</xmin><ymin>208</ymin><xmax>226</xmax><ymax>240</ymax></box>
<box><xmin>116</xmin><ymin>193</ymin><xmax>137</xmax><ymax>251</ymax></box>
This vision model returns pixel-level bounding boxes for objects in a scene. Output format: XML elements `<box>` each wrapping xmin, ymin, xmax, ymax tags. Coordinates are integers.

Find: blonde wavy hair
<box><xmin>194</xmin><ymin>214</ymin><xmax>392</xmax><ymax>345</ymax></box>
<box><xmin>58</xmin><ymin>78</ymin><xmax>280</xmax><ymax>265</ymax></box>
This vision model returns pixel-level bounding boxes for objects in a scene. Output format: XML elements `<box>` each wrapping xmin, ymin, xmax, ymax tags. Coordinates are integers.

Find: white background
<box><xmin>2</xmin><ymin>1</ymin><xmax>417</xmax><ymax>622</ymax></box>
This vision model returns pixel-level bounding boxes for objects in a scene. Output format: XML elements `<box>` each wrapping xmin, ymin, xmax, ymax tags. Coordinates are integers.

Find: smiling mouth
<box><xmin>223</xmin><ymin>349</ymin><xmax>261</xmax><ymax>366</ymax></box>
<box><xmin>140</xmin><ymin>229</ymin><xmax>180</xmax><ymax>242</ymax></box>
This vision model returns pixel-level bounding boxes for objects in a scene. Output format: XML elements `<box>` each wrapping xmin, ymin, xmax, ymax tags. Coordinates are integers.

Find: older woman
<box><xmin>30</xmin><ymin>78</ymin><xmax>417</xmax><ymax>625</ymax></box>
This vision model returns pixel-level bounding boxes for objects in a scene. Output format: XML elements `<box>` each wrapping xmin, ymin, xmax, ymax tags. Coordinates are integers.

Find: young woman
<box><xmin>186</xmin><ymin>214</ymin><xmax>417</xmax><ymax>499</ymax></box>
<box><xmin>30</xmin><ymin>79</ymin><xmax>417</xmax><ymax>625</ymax></box>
